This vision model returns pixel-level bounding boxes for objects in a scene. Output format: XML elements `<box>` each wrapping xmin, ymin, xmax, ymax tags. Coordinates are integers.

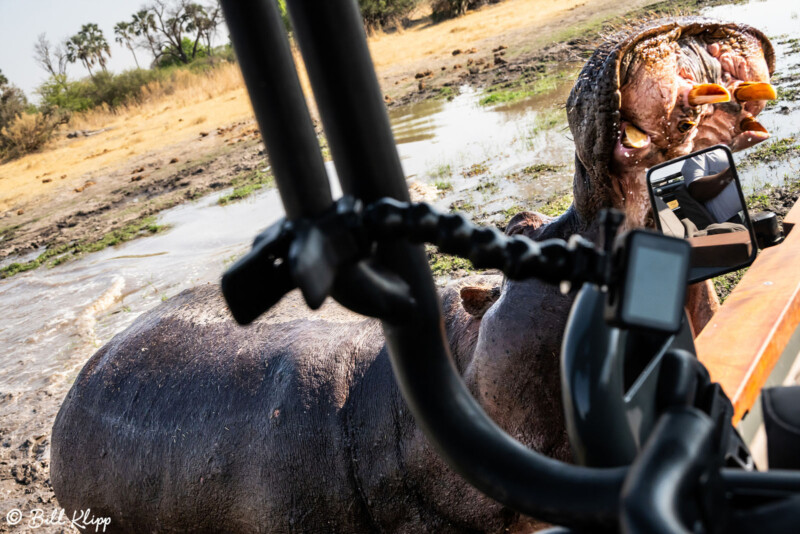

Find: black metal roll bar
<box><xmin>219</xmin><ymin>1</ymin><xmax>800</xmax><ymax>531</ymax></box>
<box><xmin>220</xmin><ymin>0</ymin><xmax>624</xmax><ymax>528</ymax></box>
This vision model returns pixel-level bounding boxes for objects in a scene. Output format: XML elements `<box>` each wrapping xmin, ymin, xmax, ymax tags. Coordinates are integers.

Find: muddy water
<box><xmin>705</xmin><ymin>0</ymin><xmax>800</xmax><ymax>190</ymax></box>
<box><xmin>0</xmin><ymin>79</ymin><xmax>577</xmax><ymax>400</ymax></box>
<box><xmin>1</xmin><ymin>0</ymin><xmax>799</xmax><ymax>415</ymax></box>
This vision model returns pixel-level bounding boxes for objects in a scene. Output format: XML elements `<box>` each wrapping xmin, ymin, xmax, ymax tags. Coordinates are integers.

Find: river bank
<box><xmin>0</xmin><ymin>0</ymin><xmax>741</xmax><ymax>277</ymax></box>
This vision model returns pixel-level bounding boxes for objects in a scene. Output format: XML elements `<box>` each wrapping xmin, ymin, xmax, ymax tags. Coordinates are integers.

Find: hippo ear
<box><xmin>505</xmin><ymin>211</ymin><xmax>550</xmax><ymax>239</ymax></box>
<box><xmin>460</xmin><ymin>285</ymin><xmax>501</xmax><ymax>319</ymax></box>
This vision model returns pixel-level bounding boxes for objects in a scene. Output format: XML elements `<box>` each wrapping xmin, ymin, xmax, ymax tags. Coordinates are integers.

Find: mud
<box><xmin>0</xmin><ymin>122</ymin><xmax>270</xmax><ymax>271</ymax></box>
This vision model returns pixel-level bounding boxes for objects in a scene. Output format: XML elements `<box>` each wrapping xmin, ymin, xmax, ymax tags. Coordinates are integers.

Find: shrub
<box><xmin>0</xmin><ymin>80</ymin><xmax>28</xmax><ymax>132</ymax></box>
<box><xmin>37</xmin><ymin>69</ymin><xmax>168</xmax><ymax>113</ymax></box>
<box><xmin>359</xmin><ymin>0</ymin><xmax>420</xmax><ymax>32</ymax></box>
<box><xmin>431</xmin><ymin>0</ymin><xmax>492</xmax><ymax>20</ymax></box>
<box><xmin>156</xmin><ymin>37</ymin><xmax>212</xmax><ymax>69</ymax></box>
<box><xmin>36</xmin><ymin>75</ymin><xmax>94</xmax><ymax>113</ymax></box>
<box><xmin>0</xmin><ymin>111</ymin><xmax>61</xmax><ymax>160</ymax></box>
<box><xmin>89</xmin><ymin>69</ymin><xmax>164</xmax><ymax>107</ymax></box>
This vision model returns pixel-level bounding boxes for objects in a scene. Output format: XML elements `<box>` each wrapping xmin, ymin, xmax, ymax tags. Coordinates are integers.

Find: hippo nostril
<box><xmin>687</xmin><ymin>83</ymin><xmax>731</xmax><ymax>106</ymax></box>
<box><xmin>677</xmin><ymin>120</ymin><xmax>696</xmax><ymax>133</ymax></box>
<box><xmin>621</xmin><ymin>124</ymin><xmax>649</xmax><ymax>149</ymax></box>
<box><xmin>734</xmin><ymin>82</ymin><xmax>777</xmax><ymax>102</ymax></box>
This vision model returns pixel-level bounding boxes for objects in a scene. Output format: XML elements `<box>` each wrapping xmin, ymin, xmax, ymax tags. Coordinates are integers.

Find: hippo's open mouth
<box><xmin>567</xmin><ymin>18</ymin><xmax>776</xmax><ymax>227</ymax></box>
<box><xmin>618</xmin><ymin>24</ymin><xmax>776</xmax><ymax>163</ymax></box>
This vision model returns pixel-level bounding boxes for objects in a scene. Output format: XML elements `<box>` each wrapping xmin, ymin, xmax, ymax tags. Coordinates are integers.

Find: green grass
<box><xmin>541</xmin><ymin>0</ymin><xmax>750</xmax><ymax>58</ymax></box>
<box><xmin>462</xmin><ymin>162</ymin><xmax>489</xmax><ymax>177</ymax></box>
<box><xmin>502</xmin><ymin>204</ymin><xmax>525</xmax><ymax>219</ymax></box>
<box><xmin>522</xmin><ymin>163</ymin><xmax>565</xmax><ymax>176</ymax></box>
<box><xmin>429</xmin><ymin>163</ymin><xmax>452</xmax><ymax>180</ymax></box>
<box><xmin>427</xmin><ymin>248</ymin><xmax>476</xmax><ymax>276</ymax></box>
<box><xmin>318</xmin><ymin>134</ymin><xmax>331</xmax><ymax>161</ymax></box>
<box><xmin>525</xmin><ymin>109</ymin><xmax>567</xmax><ymax>140</ymax></box>
<box><xmin>538</xmin><ymin>193</ymin><xmax>573</xmax><ymax>217</ymax></box>
<box><xmin>740</xmin><ymin>137</ymin><xmax>800</xmax><ymax>167</ymax></box>
<box><xmin>475</xmin><ymin>180</ymin><xmax>499</xmax><ymax>194</ymax></box>
<box><xmin>747</xmin><ymin>191</ymin><xmax>772</xmax><ymax>212</ymax></box>
<box><xmin>1</xmin><ymin>216</ymin><xmax>167</xmax><ymax>278</ymax></box>
<box><xmin>218</xmin><ymin>168</ymin><xmax>275</xmax><ymax>205</ymax></box>
<box><xmin>438</xmin><ymin>86</ymin><xmax>455</xmax><ymax>100</ymax></box>
<box><xmin>434</xmin><ymin>180</ymin><xmax>453</xmax><ymax>191</ymax></box>
<box><xmin>479</xmin><ymin>71</ymin><xmax>569</xmax><ymax>106</ymax></box>
<box><xmin>713</xmin><ymin>268</ymin><xmax>748</xmax><ymax>303</ymax></box>
<box><xmin>450</xmin><ymin>199</ymin><xmax>475</xmax><ymax>213</ymax></box>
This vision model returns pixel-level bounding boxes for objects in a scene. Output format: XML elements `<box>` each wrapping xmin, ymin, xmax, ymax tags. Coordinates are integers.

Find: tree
<box><xmin>131</xmin><ymin>9</ymin><xmax>161</xmax><ymax>64</ymax></box>
<box><xmin>148</xmin><ymin>0</ymin><xmax>221</xmax><ymax>65</ymax></box>
<box><xmin>65</xmin><ymin>23</ymin><xmax>111</xmax><ymax>78</ymax></box>
<box><xmin>358</xmin><ymin>0</ymin><xmax>420</xmax><ymax>33</ymax></box>
<box><xmin>114</xmin><ymin>21</ymin><xmax>140</xmax><ymax>68</ymax></box>
<box><xmin>33</xmin><ymin>33</ymin><xmax>68</xmax><ymax>79</ymax></box>
<box><xmin>0</xmin><ymin>69</ymin><xmax>30</xmax><ymax>134</ymax></box>
<box><xmin>186</xmin><ymin>1</ymin><xmax>222</xmax><ymax>54</ymax></box>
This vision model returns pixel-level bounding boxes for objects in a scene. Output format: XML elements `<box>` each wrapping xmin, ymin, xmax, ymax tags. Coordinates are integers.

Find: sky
<box><xmin>0</xmin><ymin>0</ymin><xmax>228</xmax><ymax>101</ymax></box>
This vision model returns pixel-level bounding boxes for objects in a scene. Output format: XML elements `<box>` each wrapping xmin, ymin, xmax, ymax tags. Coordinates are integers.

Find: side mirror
<box><xmin>646</xmin><ymin>145</ymin><xmax>757</xmax><ymax>283</ymax></box>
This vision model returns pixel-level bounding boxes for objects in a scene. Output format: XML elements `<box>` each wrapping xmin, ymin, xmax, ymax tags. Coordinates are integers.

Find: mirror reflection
<box><xmin>646</xmin><ymin>146</ymin><xmax>756</xmax><ymax>282</ymax></box>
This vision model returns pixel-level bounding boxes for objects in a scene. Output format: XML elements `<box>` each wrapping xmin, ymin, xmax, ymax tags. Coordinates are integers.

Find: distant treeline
<box><xmin>0</xmin><ymin>0</ymin><xmax>502</xmax><ymax>161</ymax></box>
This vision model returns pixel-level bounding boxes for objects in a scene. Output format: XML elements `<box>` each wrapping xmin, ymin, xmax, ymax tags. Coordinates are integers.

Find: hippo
<box><xmin>51</xmin><ymin>18</ymin><xmax>775</xmax><ymax>533</ymax></box>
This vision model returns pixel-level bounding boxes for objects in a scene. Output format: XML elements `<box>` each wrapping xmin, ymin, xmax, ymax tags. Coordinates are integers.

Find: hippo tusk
<box><xmin>734</xmin><ymin>82</ymin><xmax>777</xmax><ymax>102</ymax></box>
<box><xmin>741</xmin><ymin>117</ymin><xmax>769</xmax><ymax>133</ymax></box>
<box><xmin>621</xmin><ymin>124</ymin><xmax>649</xmax><ymax>148</ymax></box>
<box><xmin>687</xmin><ymin>83</ymin><xmax>731</xmax><ymax>106</ymax></box>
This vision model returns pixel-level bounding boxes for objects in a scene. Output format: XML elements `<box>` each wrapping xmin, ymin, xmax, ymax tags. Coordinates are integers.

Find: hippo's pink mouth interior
<box><xmin>616</xmin><ymin>28</ymin><xmax>775</xmax><ymax>170</ymax></box>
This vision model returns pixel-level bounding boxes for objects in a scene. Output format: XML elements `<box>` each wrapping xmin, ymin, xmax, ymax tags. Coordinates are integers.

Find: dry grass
<box><xmin>367</xmin><ymin>0</ymin><xmax>627</xmax><ymax>71</ymax></box>
<box><xmin>0</xmin><ymin>0</ymin><xmax>657</xmax><ymax>213</ymax></box>
<box><xmin>0</xmin><ymin>63</ymin><xmax>253</xmax><ymax>211</ymax></box>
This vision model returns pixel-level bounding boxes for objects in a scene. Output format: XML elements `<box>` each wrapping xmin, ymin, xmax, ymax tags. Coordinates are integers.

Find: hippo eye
<box><xmin>677</xmin><ymin>120</ymin><xmax>696</xmax><ymax>133</ymax></box>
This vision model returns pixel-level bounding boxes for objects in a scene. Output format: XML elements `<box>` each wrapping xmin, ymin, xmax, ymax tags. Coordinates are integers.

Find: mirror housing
<box><xmin>646</xmin><ymin>145</ymin><xmax>758</xmax><ymax>283</ymax></box>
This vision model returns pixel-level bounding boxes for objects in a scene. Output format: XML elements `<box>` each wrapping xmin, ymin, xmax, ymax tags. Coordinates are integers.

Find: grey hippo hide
<box><xmin>51</xmin><ymin>18</ymin><xmax>775</xmax><ymax>533</ymax></box>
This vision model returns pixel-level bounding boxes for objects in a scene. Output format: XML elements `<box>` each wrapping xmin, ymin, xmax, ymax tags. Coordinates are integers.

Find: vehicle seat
<box><xmin>762</xmin><ymin>386</ymin><xmax>800</xmax><ymax>469</ymax></box>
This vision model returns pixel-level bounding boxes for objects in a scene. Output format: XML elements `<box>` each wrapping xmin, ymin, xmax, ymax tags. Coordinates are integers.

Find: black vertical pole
<box><xmin>285</xmin><ymin>0</ymin><xmax>624</xmax><ymax>529</ymax></box>
<box><xmin>220</xmin><ymin>0</ymin><xmax>331</xmax><ymax>220</ymax></box>
<box><xmin>221</xmin><ymin>0</ymin><xmax>625</xmax><ymax>527</ymax></box>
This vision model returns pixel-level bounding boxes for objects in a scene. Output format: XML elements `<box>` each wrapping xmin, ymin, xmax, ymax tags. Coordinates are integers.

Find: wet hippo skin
<box><xmin>52</xmin><ymin>18</ymin><xmax>776</xmax><ymax>533</ymax></box>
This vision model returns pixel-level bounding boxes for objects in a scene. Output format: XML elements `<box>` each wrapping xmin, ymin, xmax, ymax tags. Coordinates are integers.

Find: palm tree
<box><xmin>114</xmin><ymin>21</ymin><xmax>140</xmax><ymax>68</ymax></box>
<box><xmin>65</xmin><ymin>32</ymin><xmax>94</xmax><ymax>77</ymax></box>
<box><xmin>66</xmin><ymin>23</ymin><xmax>111</xmax><ymax>78</ymax></box>
<box><xmin>85</xmin><ymin>23</ymin><xmax>111</xmax><ymax>73</ymax></box>
<box><xmin>131</xmin><ymin>10</ymin><xmax>161</xmax><ymax>64</ymax></box>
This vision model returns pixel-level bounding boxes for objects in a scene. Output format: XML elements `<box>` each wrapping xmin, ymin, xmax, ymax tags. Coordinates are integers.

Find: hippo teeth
<box><xmin>621</xmin><ymin>124</ymin><xmax>649</xmax><ymax>149</ymax></box>
<box><xmin>687</xmin><ymin>84</ymin><xmax>731</xmax><ymax>106</ymax></box>
<box><xmin>734</xmin><ymin>82</ymin><xmax>777</xmax><ymax>102</ymax></box>
<box><xmin>741</xmin><ymin>117</ymin><xmax>769</xmax><ymax>133</ymax></box>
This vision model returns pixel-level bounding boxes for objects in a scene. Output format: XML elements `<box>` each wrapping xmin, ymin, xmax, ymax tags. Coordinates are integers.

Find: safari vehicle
<box><xmin>219</xmin><ymin>0</ymin><xmax>800</xmax><ymax>532</ymax></box>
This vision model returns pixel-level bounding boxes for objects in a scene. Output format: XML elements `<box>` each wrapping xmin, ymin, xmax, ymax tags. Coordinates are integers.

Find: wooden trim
<box><xmin>695</xmin><ymin>200</ymin><xmax>800</xmax><ymax>423</ymax></box>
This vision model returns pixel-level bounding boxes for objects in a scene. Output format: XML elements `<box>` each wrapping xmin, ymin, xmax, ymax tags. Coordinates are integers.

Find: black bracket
<box><xmin>222</xmin><ymin>197</ymin><xmax>614</xmax><ymax>326</ymax></box>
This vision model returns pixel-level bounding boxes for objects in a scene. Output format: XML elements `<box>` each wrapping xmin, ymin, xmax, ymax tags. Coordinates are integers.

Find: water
<box><xmin>2</xmin><ymin>0</ymin><xmax>799</xmax><ymax>398</ymax></box>
<box><xmin>705</xmin><ymin>0</ymin><xmax>800</xmax><ymax>191</ymax></box>
<box><xmin>0</xmin><ymin>82</ymin><xmax>576</xmax><ymax>397</ymax></box>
